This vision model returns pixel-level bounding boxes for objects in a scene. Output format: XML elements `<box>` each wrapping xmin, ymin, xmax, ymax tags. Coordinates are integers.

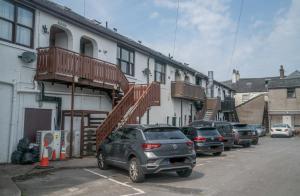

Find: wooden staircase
<box><xmin>96</xmin><ymin>82</ymin><xmax>160</xmax><ymax>149</ymax></box>
<box><xmin>202</xmin><ymin>98</ymin><xmax>221</xmax><ymax>121</ymax></box>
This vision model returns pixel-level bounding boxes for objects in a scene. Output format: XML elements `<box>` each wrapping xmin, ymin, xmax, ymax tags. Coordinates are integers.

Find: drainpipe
<box><xmin>146</xmin><ymin>56</ymin><xmax>150</xmax><ymax>124</ymax></box>
<box><xmin>0</xmin><ymin>81</ymin><xmax>16</xmax><ymax>162</ymax></box>
<box><xmin>180</xmin><ymin>99</ymin><xmax>183</xmax><ymax>127</ymax></box>
<box><xmin>38</xmin><ymin>82</ymin><xmax>62</xmax><ymax>129</ymax></box>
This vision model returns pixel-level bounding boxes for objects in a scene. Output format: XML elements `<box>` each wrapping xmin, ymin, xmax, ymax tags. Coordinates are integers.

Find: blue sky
<box><xmin>52</xmin><ymin>0</ymin><xmax>299</xmax><ymax>81</ymax></box>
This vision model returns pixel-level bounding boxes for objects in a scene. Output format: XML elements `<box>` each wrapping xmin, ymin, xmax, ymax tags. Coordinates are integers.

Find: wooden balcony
<box><xmin>36</xmin><ymin>47</ymin><xmax>129</xmax><ymax>92</ymax></box>
<box><xmin>171</xmin><ymin>81</ymin><xmax>205</xmax><ymax>101</ymax></box>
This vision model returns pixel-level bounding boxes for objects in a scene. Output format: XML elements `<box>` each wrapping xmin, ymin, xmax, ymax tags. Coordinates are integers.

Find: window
<box><xmin>172</xmin><ymin>116</ymin><xmax>177</xmax><ymax>126</ymax></box>
<box><xmin>117</xmin><ymin>46</ymin><xmax>134</xmax><ymax>76</ymax></box>
<box><xmin>287</xmin><ymin>88</ymin><xmax>296</xmax><ymax>98</ymax></box>
<box><xmin>154</xmin><ymin>61</ymin><xmax>166</xmax><ymax>84</ymax></box>
<box><xmin>0</xmin><ymin>0</ymin><xmax>34</xmax><ymax>47</ymax></box>
<box><xmin>242</xmin><ymin>94</ymin><xmax>250</xmax><ymax>102</ymax></box>
<box><xmin>184</xmin><ymin>75</ymin><xmax>190</xmax><ymax>82</ymax></box>
<box><xmin>121</xmin><ymin>128</ymin><xmax>137</xmax><ymax>140</ymax></box>
<box><xmin>196</xmin><ymin>77</ymin><xmax>202</xmax><ymax>86</ymax></box>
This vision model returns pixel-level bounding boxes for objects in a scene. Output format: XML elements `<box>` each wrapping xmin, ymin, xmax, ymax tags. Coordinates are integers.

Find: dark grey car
<box><xmin>97</xmin><ymin>124</ymin><xmax>196</xmax><ymax>182</ymax></box>
<box><xmin>189</xmin><ymin>120</ymin><xmax>234</xmax><ymax>150</ymax></box>
<box><xmin>181</xmin><ymin>126</ymin><xmax>224</xmax><ymax>156</ymax></box>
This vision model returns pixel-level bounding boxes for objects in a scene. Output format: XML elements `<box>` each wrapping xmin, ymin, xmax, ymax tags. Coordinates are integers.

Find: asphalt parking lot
<box><xmin>16</xmin><ymin>136</ymin><xmax>300</xmax><ymax>196</ymax></box>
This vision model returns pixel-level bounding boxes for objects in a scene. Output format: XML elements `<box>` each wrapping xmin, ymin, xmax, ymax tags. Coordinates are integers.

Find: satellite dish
<box><xmin>18</xmin><ymin>51</ymin><xmax>36</xmax><ymax>63</ymax></box>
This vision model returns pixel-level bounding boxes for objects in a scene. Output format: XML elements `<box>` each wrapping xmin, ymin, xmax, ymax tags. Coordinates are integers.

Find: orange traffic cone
<box><xmin>52</xmin><ymin>150</ymin><xmax>57</xmax><ymax>161</ymax></box>
<box><xmin>39</xmin><ymin>140</ymin><xmax>49</xmax><ymax>168</ymax></box>
<box><xmin>60</xmin><ymin>143</ymin><xmax>66</xmax><ymax>160</ymax></box>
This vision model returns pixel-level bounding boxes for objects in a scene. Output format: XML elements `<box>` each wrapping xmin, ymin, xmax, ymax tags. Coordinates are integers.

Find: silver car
<box><xmin>249</xmin><ymin>124</ymin><xmax>266</xmax><ymax>137</ymax></box>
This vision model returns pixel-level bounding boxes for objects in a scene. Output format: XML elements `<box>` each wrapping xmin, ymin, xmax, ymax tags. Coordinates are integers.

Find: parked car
<box><xmin>248</xmin><ymin>124</ymin><xmax>266</xmax><ymax>137</ymax></box>
<box><xmin>181</xmin><ymin>126</ymin><xmax>224</xmax><ymax>156</ymax></box>
<box><xmin>230</xmin><ymin>123</ymin><xmax>253</xmax><ymax>147</ymax></box>
<box><xmin>189</xmin><ymin>120</ymin><xmax>234</xmax><ymax>150</ymax></box>
<box><xmin>247</xmin><ymin>125</ymin><xmax>259</xmax><ymax>145</ymax></box>
<box><xmin>97</xmin><ymin>124</ymin><xmax>196</xmax><ymax>183</ymax></box>
<box><xmin>270</xmin><ymin>123</ymin><xmax>295</xmax><ymax>137</ymax></box>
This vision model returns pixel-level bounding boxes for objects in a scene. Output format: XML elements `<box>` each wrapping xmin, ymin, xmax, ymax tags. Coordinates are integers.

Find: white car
<box><xmin>270</xmin><ymin>124</ymin><xmax>295</xmax><ymax>137</ymax></box>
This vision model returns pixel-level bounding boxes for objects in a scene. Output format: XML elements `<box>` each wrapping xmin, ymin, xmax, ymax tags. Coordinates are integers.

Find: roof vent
<box><xmin>138</xmin><ymin>40</ymin><xmax>142</xmax><ymax>44</ymax></box>
<box><xmin>113</xmin><ymin>28</ymin><xmax>117</xmax><ymax>32</ymax></box>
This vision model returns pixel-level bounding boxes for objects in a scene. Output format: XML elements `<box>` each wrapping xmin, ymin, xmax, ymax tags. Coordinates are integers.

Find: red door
<box><xmin>24</xmin><ymin>108</ymin><xmax>52</xmax><ymax>143</ymax></box>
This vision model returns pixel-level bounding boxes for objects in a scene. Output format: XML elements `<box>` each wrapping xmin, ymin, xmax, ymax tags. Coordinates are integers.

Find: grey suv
<box><xmin>189</xmin><ymin>120</ymin><xmax>234</xmax><ymax>150</ymax></box>
<box><xmin>97</xmin><ymin>124</ymin><xmax>196</xmax><ymax>182</ymax></box>
<box><xmin>182</xmin><ymin>126</ymin><xmax>224</xmax><ymax>156</ymax></box>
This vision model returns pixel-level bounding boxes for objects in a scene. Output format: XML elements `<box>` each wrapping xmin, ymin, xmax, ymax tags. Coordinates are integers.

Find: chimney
<box><xmin>236</xmin><ymin>70</ymin><xmax>240</xmax><ymax>81</ymax></box>
<box><xmin>280</xmin><ymin>65</ymin><xmax>285</xmax><ymax>79</ymax></box>
<box><xmin>207</xmin><ymin>71</ymin><xmax>214</xmax><ymax>98</ymax></box>
<box><xmin>232</xmin><ymin>69</ymin><xmax>237</xmax><ymax>83</ymax></box>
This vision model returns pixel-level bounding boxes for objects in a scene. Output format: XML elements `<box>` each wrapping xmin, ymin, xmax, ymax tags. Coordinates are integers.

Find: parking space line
<box><xmin>196</xmin><ymin>163</ymin><xmax>205</xmax><ymax>167</ymax></box>
<box><xmin>84</xmin><ymin>168</ymin><xmax>145</xmax><ymax>196</ymax></box>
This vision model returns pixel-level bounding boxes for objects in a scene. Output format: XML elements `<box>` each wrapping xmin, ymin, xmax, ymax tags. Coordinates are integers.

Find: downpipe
<box><xmin>38</xmin><ymin>82</ymin><xmax>62</xmax><ymax>129</ymax></box>
<box><xmin>0</xmin><ymin>80</ymin><xmax>16</xmax><ymax>162</ymax></box>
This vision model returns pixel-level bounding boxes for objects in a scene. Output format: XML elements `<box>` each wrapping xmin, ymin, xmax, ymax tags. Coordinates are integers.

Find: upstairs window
<box><xmin>287</xmin><ymin>88</ymin><xmax>296</xmax><ymax>98</ymax></box>
<box><xmin>117</xmin><ymin>46</ymin><xmax>134</xmax><ymax>76</ymax></box>
<box><xmin>196</xmin><ymin>76</ymin><xmax>202</xmax><ymax>86</ymax></box>
<box><xmin>154</xmin><ymin>61</ymin><xmax>166</xmax><ymax>84</ymax></box>
<box><xmin>0</xmin><ymin>0</ymin><xmax>34</xmax><ymax>48</ymax></box>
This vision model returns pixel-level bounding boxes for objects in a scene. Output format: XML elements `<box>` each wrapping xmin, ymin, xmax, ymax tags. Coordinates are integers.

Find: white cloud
<box><xmin>149</xmin><ymin>11</ymin><xmax>159</xmax><ymax>19</ymax></box>
<box><xmin>152</xmin><ymin>0</ymin><xmax>300</xmax><ymax>80</ymax></box>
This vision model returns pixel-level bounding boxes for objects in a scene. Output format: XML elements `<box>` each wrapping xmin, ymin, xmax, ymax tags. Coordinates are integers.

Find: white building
<box><xmin>0</xmin><ymin>0</ymin><xmax>234</xmax><ymax>163</ymax></box>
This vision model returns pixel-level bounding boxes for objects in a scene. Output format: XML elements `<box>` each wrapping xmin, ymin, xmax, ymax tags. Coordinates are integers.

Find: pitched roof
<box><xmin>286</xmin><ymin>70</ymin><xmax>300</xmax><ymax>79</ymax></box>
<box><xmin>222</xmin><ymin>77</ymin><xmax>278</xmax><ymax>93</ymax></box>
<box><xmin>268</xmin><ymin>77</ymin><xmax>300</xmax><ymax>89</ymax></box>
<box><xmin>20</xmin><ymin>0</ymin><xmax>234</xmax><ymax>91</ymax></box>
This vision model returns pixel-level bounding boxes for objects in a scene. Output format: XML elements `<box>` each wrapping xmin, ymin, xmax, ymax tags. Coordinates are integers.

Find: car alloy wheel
<box><xmin>129</xmin><ymin>158</ymin><xmax>145</xmax><ymax>183</ymax></box>
<box><xmin>97</xmin><ymin>152</ymin><xmax>108</xmax><ymax>170</ymax></box>
<box><xmin>129</xmin><ymin>160</ymin><xmax>138</xmax><ymax>180</ymax></box>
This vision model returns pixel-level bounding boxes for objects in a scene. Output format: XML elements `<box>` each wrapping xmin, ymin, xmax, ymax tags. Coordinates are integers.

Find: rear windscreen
<box><xmin>216</xmin><ymin>124</ymin><xmax>232</xmax><ymax>133</ymax></box>
<box><xmin>197</xmin><ymin>129</ymin><xmax>220</xmax><ymax>136</ymax></box>
<box><xmin>143</xmin><ymin>128</ymin><xmax>186</xmax><ymax>140</ymax></box>
<box><xmin>233</xmin><ymin>124</ymin><xmax>248</xmax><ymax>129</ymax></box>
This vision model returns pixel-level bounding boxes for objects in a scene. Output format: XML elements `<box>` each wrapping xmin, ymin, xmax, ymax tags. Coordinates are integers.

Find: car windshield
<box><xmin>143</xmin><ymin>128</ymin><xmax>186</xmax><ymax>140</ymax></box>
<box><xmin>273</xmin><ymin>124</ymin><xmax>288</xmax><ymax>128</ymax></box>
<box><xmin>197</xmin><ymin>128</ymin><xmax>220</xmax><ymax>136</ymax></box>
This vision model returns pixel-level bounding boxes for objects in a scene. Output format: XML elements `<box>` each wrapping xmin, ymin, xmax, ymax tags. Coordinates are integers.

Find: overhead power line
<box><xmin>228</xmin><ymin>0</ymin><xmax>244</xmax><ymax>75</ymax></box>
<box><xmin>172</xmin><ymin>0</ymin><xmax>180</xmax><ymax>57</ymax></box>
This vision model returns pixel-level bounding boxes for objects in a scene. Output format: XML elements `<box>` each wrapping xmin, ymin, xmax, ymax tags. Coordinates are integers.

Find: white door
<box><xmin>0</xmin><ymin>84</ymin><xmax>13</xmax><ymax>163</ymax></box>
<box><xmin>282</xmin><ymin>116</ymin><xmax>292</xmax><ymax>127</ymax></box>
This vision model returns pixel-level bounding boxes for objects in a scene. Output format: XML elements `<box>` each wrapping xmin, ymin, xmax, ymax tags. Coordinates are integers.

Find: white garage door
<box><xmin>0</xmin><ymin>83</ymin><xmax>13</xmax><ymax>163</ymax></box>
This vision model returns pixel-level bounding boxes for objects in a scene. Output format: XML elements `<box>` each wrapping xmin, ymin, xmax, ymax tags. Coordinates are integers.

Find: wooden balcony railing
<box><xmin>96</xmin><ymin>82</ymin><xmax>160</xmax><ymax>148</ymax></box>
<box><xmin>36</xmin><ymin>47</ymin><xmax>129</xmax><ymax>93</ymax></box>
<box><xmin>127</xmin><ymin>82</ymin><xmax>160</xmax><ymax>124</ymax></box>
<box><xmin>171</xmin><ymin>81</ymin><xmax>205</xmax><ymax>101</ymax></box>
<box><xmin>96</xmin><ymin>86</ymin><xmax>135</xmax><ymax>147</ymax></box>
